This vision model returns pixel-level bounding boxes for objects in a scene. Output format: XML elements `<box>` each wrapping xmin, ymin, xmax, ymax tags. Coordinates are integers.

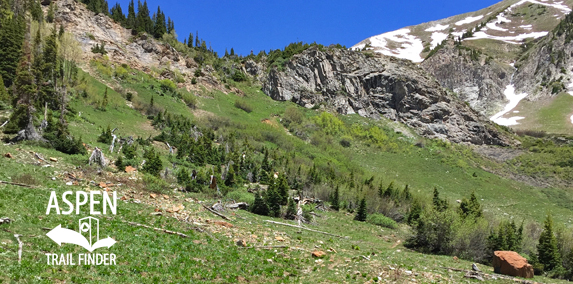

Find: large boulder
<box><xmin>493</xmin><ymin>251</ymin><xmax>534</xmax><ymax>279</ymax></box>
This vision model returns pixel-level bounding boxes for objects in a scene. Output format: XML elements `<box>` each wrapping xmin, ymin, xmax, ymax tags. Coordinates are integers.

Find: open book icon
<box><xmin>46</xmin><ymin>225</ymin><xmax>116</xmax><ymax>252</ymax></box>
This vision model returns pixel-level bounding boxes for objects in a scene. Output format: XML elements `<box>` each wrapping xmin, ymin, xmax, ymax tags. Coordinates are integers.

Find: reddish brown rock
<box><xmin>312</xmin><ymin>251</ymin><xmax>326</xmax><ymax>258</ymax></box>
<box><xmin>493</xmin><ymin>251</ymin><xmax>533</xmax><ymax>278</ymax></box>
<box><xmin>4</xmin><ymin>153</ymin><xmax>12</xmax><ymax>158</ymax></box>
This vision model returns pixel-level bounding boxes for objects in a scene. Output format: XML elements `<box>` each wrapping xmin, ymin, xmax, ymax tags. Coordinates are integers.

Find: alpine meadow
<box><xmin>2</xmin><ymin>0</ymin><xmax>573</xmax><ymax>283</ymax></box>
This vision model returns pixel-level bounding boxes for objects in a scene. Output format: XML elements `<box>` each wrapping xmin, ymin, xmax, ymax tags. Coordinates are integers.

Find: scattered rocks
<box><xmin>236</xmin><ymin>239</ymin><xmax>247</xmax><ymax>247</ymax></box>
<box><xmin>49</xmin><ymin>157</ymin><xmax>58</xmax><ymax>162</ymax></box>
<box><xmin>493</xmin><ymin>251</ymin><xmax>534</xmax><ymax>279</ymax></box>
<box><xmin>125</xmin><ymin>166</ymin><xmax>137</xmax><ymax>173</ymax></box>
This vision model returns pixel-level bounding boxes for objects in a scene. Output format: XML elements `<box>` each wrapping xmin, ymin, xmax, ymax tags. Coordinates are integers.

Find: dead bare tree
<box><xmin>89</xmin><ymin>147</ymin><xmax>107</xmax><ymax>167</ymax></box>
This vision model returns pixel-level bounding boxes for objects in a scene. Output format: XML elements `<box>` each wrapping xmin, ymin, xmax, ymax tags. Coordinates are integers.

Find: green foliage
<box><xmin>251</xmin><ymin>193</ymin><xmax>269</xmax><ymax>216</ymax></box>
<box><xmin>142</xmin><ymin>147</ymin><xmax>163</xmax><ymax>177</ymax></box>
<box><xmin>487</xmin><ymin>220</ymin><xmax>523</xmax><ymax>252</ymax></box>
<box><xmin>283</xmin><ymin>106</ymin><xmax>304</xmax><ymax>125</ymax></box>
<box><xmin>286</xmin><ymin>197</ymin><xmax>296</xmax><ymax>219</ymax></box>
<box><xmin>159</xmin><ymin>79</ymin><xmax>176</xmax><ymax>94</ymax></box>
<box><xmin>266</xmin><ymin>184</ymin><xmax>282</xmax><ymax>218</ymax></box>
<box><xmin>366</xmin><ymin>213</ymin><xmax>398</xmax><ymax>229</ymax></box>
<box><xmin>407</xmin><ymin>199</ymin><xmax>422</xmax><ymax>225</ymax></box>
<box><xmin>331</xmin><ymin>186</ymin><xmax>340</xmax><ymax>211</ymax></box>
<box><xmin>47</xmin><ymin>2</ymin><xmax>56</xmax><ymax>23</ymax></box>
<box><xmin>354</xmin><ymin>198</ymin><xmax>367</xmax><ymax>222</ymax></box>
<box><xmin>267</xmin><ymin>42</ymin><xmax>325</xmax><ymax>70</ymax></box>
<box><xmin>234</xmin><ymin>99</ymin><xmax>253</xmax><ymax>113</ymax></box>
<box><xmin>538</xmin><ymin>214</ymin><xmax>562</xmax><ymax>272</ymax></box>
<box><xmin>231</xmin><ymin>70</ymin><xmax>248</xmax><ymax>82</ymax></box>
<box><xmin>97</xmin><ymin>125</ymin><xmax>113</xmax><ymax>144</ymax></box>
<box><xmin>0</xmin><ymin>15</ymin><xmax>25</xmax><ymax>88</ymax></box>
<box><xmin>115</xmin><ymin>155</ymin><xmax>125</xmax><ymax>171</ymax></box>
<box><xmin>432</xmin><ymin>188</ymin><xmax>449</xmax><ymax>212</ymax></box>
<box><xmin>459</xmin><ymin>192</ymin><xmax>482</xmax><ymax>218</ymax></box>
<box><xmin>91</xmin><ymin>42</ymin><xmax>107</xmax><ymax>55</ymax></box>
<box><xmin>315</xmin><ymin>112</ymin><xmax>344</xmax><ymax>135</ymax></box>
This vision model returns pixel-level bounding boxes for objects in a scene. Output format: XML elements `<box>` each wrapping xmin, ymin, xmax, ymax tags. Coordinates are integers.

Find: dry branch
<box><xmin>0</xmin><ymin>180</ymin><xmax>37</xmax><ymax>189</ymax></box>
<box><xmin>201</xmin><ymin>204</ymin><xmax>231</xmax><ymax>221</ymax></box>
<box><xmin>263</xmin><ymin>220</ymin><xmax>347</xmax><ymax>239</ymax></box>
<box><xmin>122</xmin><ymin>220</ymin><xmax>188</xmax><ymax>238</ymax></box>
<box><xmin>34</xmin><ymin>152</ymin><xmax>48</xmax><ymax>163</ymax></box>
<box><xmin>0</xmin><ymin>120</ymin><xmax>8</xmax><ymax>128</ymax></box>
<box><xmin>14</xmin><ymin>234</ymin><xmax>23</xmax><ymax>264</ymax></box>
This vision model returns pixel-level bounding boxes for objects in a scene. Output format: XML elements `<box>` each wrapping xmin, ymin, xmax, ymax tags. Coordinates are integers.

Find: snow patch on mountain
<box><xmin>466</xmin><ymin>31</ymin><xmax>548</xmax><ymax>44</ymax></box>
<box><xmin>430</xmin><ymin>32</ymin><xmax>449</xmax><ymax>48</ymax></box>
<box><xmin>353</xmin><ymin>28</ymin><xmax>425</xmax><ymax>63</ymax></box>
<box><xmin>425</xmin><ymin>24</ymin><xmax>449</xmax><ymax>32</ymax></box>
<box><xmin>491</xmin><ymin>84</ymin><xmax>528</xmax><ymax>126</ymax></box>
<box><xmin>455</xmin><ymin>15</ymin><xmax>484</xmax><ymax>26</ymax></box>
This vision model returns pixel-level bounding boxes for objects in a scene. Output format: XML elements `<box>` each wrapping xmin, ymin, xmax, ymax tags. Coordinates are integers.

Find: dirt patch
<box><xmin>192</xmin><ymin>109</ymin><xmax>216</xmax><ymax>119</ymax></box>
<box><xmin>262</xmin><ymin>118</ymin><xmax>280</xmax><ymax>128</ymax></box>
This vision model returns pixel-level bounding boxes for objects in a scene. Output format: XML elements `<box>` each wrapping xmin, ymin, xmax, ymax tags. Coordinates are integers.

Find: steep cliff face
<box><xmin>421</xmin><ymin>40</ymin><xmax>514</xmax><ymax>116</ymax></box>
<box><xmin>262</xmin><ymin>48</ymin><xmax>513</xmax><ymax>146</ymax></box>
<box><xmin>514</xmin><ymin>21</ymin><xmax>573</xmax><ymax>100</ymax></box>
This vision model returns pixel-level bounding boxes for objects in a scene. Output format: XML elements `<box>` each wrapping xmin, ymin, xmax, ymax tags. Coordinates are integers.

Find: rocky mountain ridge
<box><xmin>262</xmin><ymin>47</ymin><xmax>513</xmax><ymax>146</ymax></box>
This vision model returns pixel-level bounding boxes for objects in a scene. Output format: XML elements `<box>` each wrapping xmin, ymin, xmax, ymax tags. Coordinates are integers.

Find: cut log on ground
<box><xmin>264</xmin><ymin>220</ymin><xmax>347</xmax><ymax>239</ymax></box>
<box><xmin>202</xmin><ymin>204</ymin><xmax>231</xmax><ymax>221</ymax></box>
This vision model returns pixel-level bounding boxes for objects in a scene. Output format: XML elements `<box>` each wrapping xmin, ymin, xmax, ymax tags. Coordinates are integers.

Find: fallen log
<box><xmin>34</xmin><ymin>152</ymin><xmax>48</xmax><ymax>163</ymax></box>
<box><xmin>122</xmin><ymin>220</ymin><xmax>188</xmax><ymax>238</ymax></box>
<box><xmin>0</xmin><ymin>180</ymin><xmax>37</xmax><ymax>189</ymax></box>
<box><xmin>0</xmin><ymin>119</ymin><xmax>8</xmax><ymax>128</ymax></box>
<box><xmin>263</xmin><ymin>220</ymin><xmax>347</xmax><ymax>239</ymax></box>
<box><xmin>202</xmin><ymin>204</ymin><xmax>231</xmax><ymax>221</ymax></box>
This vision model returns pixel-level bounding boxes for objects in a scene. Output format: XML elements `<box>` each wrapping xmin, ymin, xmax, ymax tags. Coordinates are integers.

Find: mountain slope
<box><xmin>262</xmin><ymin>47</ymin><xmax>513</xmax><ymax>145</ymax></box>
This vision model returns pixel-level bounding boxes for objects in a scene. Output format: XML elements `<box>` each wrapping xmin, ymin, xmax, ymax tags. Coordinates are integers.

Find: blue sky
<box><xmin>113</xmin><ymin>0</ymin><xmax>501</xmax><ymax>56</ymax></box>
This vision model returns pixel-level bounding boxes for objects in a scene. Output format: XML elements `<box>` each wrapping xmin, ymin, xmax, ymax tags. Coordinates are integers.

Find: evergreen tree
<box><xmin>47</xmin><ymin>2</ymin><xmax>56</xmax><ymax>23</ymax></box>
<box><xmin>224</xmin><ymin>165</ymin><xmax>235</xmax><ymax>187</ymax></box>
<box><xmin>331</xmin><ymin>185</ymin><xmax>340</xmax><ymax>211</ymax></box>
<box><xmin>97</xmin><ymin>125</ymin><xmax>113</xmax><ymax>143</ymax></box>
<box><xmin>110</xmin><ymin>3</ymin><xmax>126</xmax><ymax>25</ymax></box>
<box><xmin>266</xmin><ymin>183</ymin><xmax>281</xmax><ymax>217</ymax></box>
<box><xmin>115</xmin><ymin>155</ymin><xmax>125</xmax><ymax>171</ymax></box>
<box><xmin>29</xmin><ymin>0</ymin><xmax>43</xmax><ymax>23</ymax></box>
<box><xmin>152</xmin><ymin>6</ymin><xmax>166</xmax><ymax>38</ymax></box>
<box><xmin>402</xmin><ymin>184</ymin><xmax>412</xmax><ymax>201</ymax></box>
<box><xmin>277</xmin><ymin>173</ymin><xmax>289</xmax><ymax>205</ymax></box>
<box><xmin>251</xmin><ymin>193</ymin><xmax>269</xmax><ymax>216</ymax></box>
<box><xmin>286</xmin><ymin>198</ymin><xmax>296</xmax><ymax>219</ymax></box>
<box><xmin>167</xmin><ymin>17</ymin><xmax>174</xmax><ymax>34</ymax></box>
<box><xmin>195</xmin><ymin>30</ymin><xmax>199</xmax><ymax>47</ymax></box>
<box><xmin>384</xmin><ymin>181</ymin><xmax>397</xmax><ymax>199</ymax></box>
<box><xmin>126</xmin><ymin>0</ymin><xmax>136</xmax><ymax>29</ymax></box>
<box><xmin>459</xmin><ymin>191</ymin><xmax>483</xmax><ymax>218</ymax></box>
<box><xmin>354</xmin><ymin>198</ymin><xmax>367</xmax><ymax>221</ymax></box>
<box><xmin>407</xmin><ymin>199</ymin><xmax>422</xmax><ymax>225</ymax></box>
<box><xmin>142</xmin><ymin>147</ymin><xmax>163</xmax><ymax>177</ymax></box>
<box><xmin>187</xmin><ymin>32</ymin><xmax>193</xmax><ymax>48</ymax></box>
<box><xmin>432</xmin><ymin>188</ymin><xmax>448</xmax><ymax>212</ymax></box>
<box><xmin>230</xmin><ymin>47</ymin><xmax>235</xmax><ymax>56</ymax></box>
<box><xmin>0</xmin><ymin>15</ymin><xmax>25</xmax><ymax>88</ymax></box>
<box><xmin>538</xmin><ymin>214</ymin><xmax>562</xmax><ymax>271</ymax></box>
<box><xmin>100</xmin><ymin>87</ymin><xmax>108</xmax><ymax>110</ymax></box>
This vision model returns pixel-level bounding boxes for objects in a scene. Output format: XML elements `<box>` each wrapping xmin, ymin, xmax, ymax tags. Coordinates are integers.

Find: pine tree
<box><xmin>286</xmin><ymin>198</ymin><xmax>296</xmax><ymax>219</ymax></box>
<box><xmin>115</xmin><ymin>155</ymin><xmax>125</xmax><ymax>171</ymax></box>
<box><xmin>224</xmin><ymin>165</ymin><xmax>235</xmax><ymax>187</ymax></box>
<box><xmin>142</xmin><ymin>147</ymin><xmax>163</xmax><ymax>177</ymax></box>
<box><xmin>402</xmin><ymin>184</ymin><xmax>412</xmax><ymax>201</ymax></box>
<box><xmin>354</xmin><ymin>198</ymin><xmax>367</xmax><ymax>221</ymax></box>
<box><xmin>47</xmin><ymin>2</ymin><xmax>56</xmax><ymax>23</ymax></box>
<box><xmin>432</xmin><ymin>188</ymin><xmax>448</xmax><ymax>212</ymax></box>
<box><xmin>277</xmin><ymin>173</ymin><xmax>289</xmax><ymax>205</ymax></box>
<box><xmin>0</xmin><ymin>15</ymin><xmax>25</xmax><ymax>88</ymax></box>
<box><xmin>266</xmin><ymin>183</ymin><xmax>281</xmax><ymax>217</ymax></box>
<box><xmin>537</xmin><ymin>214</ymin><xmax>562</xmax><ymax>271</ymax></box>
<box><xmin>187</xmin><ymin>32</ymin><xmax>193</xmax><ymax>48</ymax></box>
<box><xmin>459</xmin><ymin>191</ymin><xmax>482</xmax><ymax>218</ymax></box>
<box><xmin>407</xmin><ymin>200</ymin><xmax>422</xmax><ymax>225</ymax></box>
<box><xmin>331</xmin><ymin>186</ymin><xmax>340</xmax><ymax>211</ymax></box>
<box><xmin>30</xmin><ymin>0</ymin><xmax>43</xmax><ymax>23</ymax></box>
<box><xmin>251</xmin><ymin>193</ymin><xmax>269</xmax><ymax>216</ymax></box>
<box><xmin>152</xmin><ymin>6</ymin><xmax>166</xmax><ymax>38</ymax></box>
<box><xmin>230</xmin><ymin>47</ymin><xmax>235</xmax><ymax>56</ymax></box>
<box><xmin>126</xmin><ymin>0</ymin><xmax>136</xmax><ymax>29</ymax></box>
<box><xmin>110</xmin><ymin>3</ymin><xmax>126</xmax><ymax>25</ymax></box>
<box><xmin>195</xmin><ymin>30</ymin><xmax>199</xmax><ymax>47</ymax></box>
<box><xmin>167</xmin><ymin>17</ymin><xmax>174</xmax><ymax>34</ymax></box>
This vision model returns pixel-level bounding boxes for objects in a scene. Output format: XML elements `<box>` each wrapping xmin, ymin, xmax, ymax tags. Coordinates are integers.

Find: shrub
<box><xmin>180</xmin><ymin>91</ymin><xmax>197</xmax><ymax>108</ymax></box>
<box><xmin>283</xmin><ymin>106</ymin><xmax>304</xmax><ymax>125</ymax></box>
<box><xmin>231</xmin><ymin>70</ymin><xmax>248</xmax><ymax>82</ymax></box>
<box><xmin>234</xmin><ymin>99</ymin><xmax>253</xmax><ymax>113</ymax></box>
<box><xmin>367</xmin><ymin>213</ymin><xmax>398</xmax><ymax>229</ymax></box>
<box><xmin>340</xmin><ymin>136</ymin><xmax>352</xmax><ymax>148</ymax></box>
<box><xmin>160</xmin><ymin>79</ymin><xmax>177</xmax><ymax>94</ymax></box>
<box><xmin>142</xmin><ymin>147</ymin><xmax>163</xmax><ymax>177</ymax></box>
<box><xmin>97</xmin><ymin>126</ymin><xmax>113</xmax><ymax>144</ymax></box>
<box><xmin>115</xmin><ymin>66</ymin><xmax>129</xmax><ymax>79</ymax></box>
<box><xmin>142</xmin><ymin>174</ymin><xmax>169</xmax><ymax>193</ymax></box>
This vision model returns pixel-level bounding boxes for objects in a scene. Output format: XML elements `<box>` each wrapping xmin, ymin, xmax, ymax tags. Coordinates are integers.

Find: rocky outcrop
<box><xmin>514</xmin><ymin>21</ymin><xmax>573</xmax><ymax>100</ymax></box>
<box><xmin>493</xmin><ymin>251</ymin><xmax>534</xmax><ymax>278</ymax></box>
<box><xmin>421</xmin><ymin>40</ymin><xmax>513</xmax><ymax>116</ymax></box>
<box><xmin>262</xmin><ymin>47</ymin><xmax>513</xmax><ymax>146</ymax></box>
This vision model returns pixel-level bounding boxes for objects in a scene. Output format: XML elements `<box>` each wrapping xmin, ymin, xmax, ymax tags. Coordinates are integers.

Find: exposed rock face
<box><xmin>262</xmin><ymin>47</ymin><xmax>512</xmax><ymax>146</ymax></box>
<box><xmin>421</xmin><ymin>40</ymin><xmax>513</xmax><ymax>116</ymax></box>
<box><xmin>493</xmin><ymin>251</ymin><xmax>534</xmax><ymax>279</ymax></box>
<box><xmin>514</xmin><ymin>24</ymin><xmax>573</xmax><ymax>100</ymax></box>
